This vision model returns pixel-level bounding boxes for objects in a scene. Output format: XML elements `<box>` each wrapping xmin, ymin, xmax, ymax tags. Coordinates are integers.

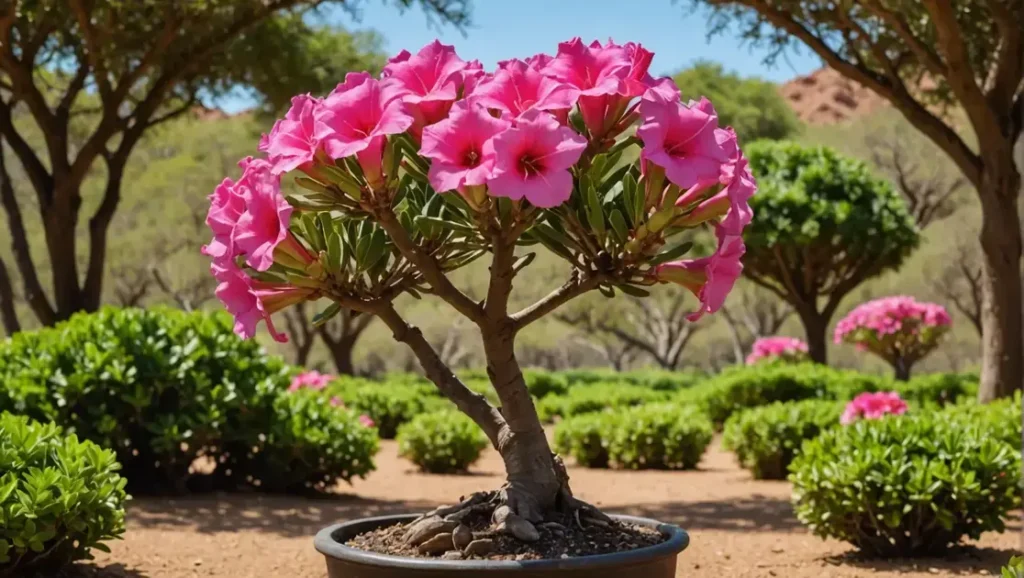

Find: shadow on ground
<box><xmin>64</xmin><ymin>563</ymin><xmax>150</xmax><ymax>578</ymax></box>
<box><xmin>824</xmin><ymin>546</ymin><xmax>1018</xmax><ymax>575</ymax></box>
<box><xmin>126</xmin><ymin>493</ymin><xmax>435</xmax><ymax>538</ymax></box>
<box><xmin>610</xmin><ymin>494</ymin><xmax>802</xmax><ymax>532</ymax></box>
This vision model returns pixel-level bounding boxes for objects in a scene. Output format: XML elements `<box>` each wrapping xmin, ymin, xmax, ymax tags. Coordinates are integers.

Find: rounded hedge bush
<box><xmin>329</xmin><ymin>382</ymin><xmax>451</xmax><ymax>439</ymax></box>
<box><xmin>608</xmin><ymin>404</ymin><xmax>714</xmax><ymax>470</ymax></box>
<box><xmin>722</xmin><ymin>399</ymin><xmax>843</xmax><ymax>479</ymax></box>
<box><xmin>0</xmin><ymin>307</ymin><xmax>379</xmax><ymax>494</ymax></box>
<box><xmin>553</xmin><ymin>412</ymin><xmax>614</xmax><ymax>468</ymax></box>
<box><xmin>0</xmin><ymin>413</ymin><xmax>128</xmax><ymax>575</ymax></box>
<box><xmin>790</xmin><ymin>414</ymin><xmax>1021</xmax><ymax>556</ymax></box>
<box><xmin>941</xmin><ymin>393</ymin><xmax>1021</xmax><ymax>448</ymax></box>
<box><xmin>537</xmin><ymin>383</ymin><xmax>669</xmax><ymax>422</ymax></box>
<box><xmin>679</xmin><ymin>363</ymin><xmax>886</xmax><ymax>427</ymax></box>
<box><xmin>523</xmin><ymin>370</ymin><xmax>570</xmax><ymax>399</ymax></box>
<box><xmin>893</xmin><ymin>372</ymin><xmax>979</xmax><ymax>408</ymax></box>
<box><xmin>397</xmin><ymin>411</ymin><xmax>489</xmax><ymax>474</ymax></box>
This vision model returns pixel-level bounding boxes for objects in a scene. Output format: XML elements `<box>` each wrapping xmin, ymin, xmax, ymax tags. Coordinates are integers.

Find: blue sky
<box><xmin>216</xmin><ymin>0</ymin><xmax>822</xmax><ymax>113</ymax></box>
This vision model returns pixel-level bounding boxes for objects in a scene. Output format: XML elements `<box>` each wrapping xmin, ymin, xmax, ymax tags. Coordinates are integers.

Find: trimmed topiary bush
<box><xmin>537</xmin><ymin>383</ymin><xmax>669</xmax><ymax>422</ymax></box>
<box><xmin>722</xmin><ymin>399</ymin><xmax>843</xmax><ymax>479</ymax></box>
<box><xmin>894</xmin><ymin>372</ymin><xmax>979</xmax><ymax>408</ymax></box>
<box><xmin>0</xmin><ymin>413</ymin><xmax>128</xmax><ymax>575</ymax></box>
<box><xmin>941</xmin><ymin>393</ymin><xmax>1021</xmax><ymax>448</ymax></box>
<box><xmin>790</xmin><ymin>414</ymin><xmax>1021</xmax><ymax>556</ymax></box>
<box><xmin>523</xmin><ymin>370</ymin><xmax>570</xmax><ymax>399</ymax></box>
<box><xmin>606</xmin><ymin>404</ymin><xmax>714</xmax><ymax>470</ymax></box>
<box><xmin>679</xmin><ymin>363</ymin><xmax>886</xmax><ymax>427</ymax></box>
<box><xmin>0</xmin><ymin>307</ymin><xmax>379</xmax><ymax>494</ymax></box>
<box><xmin>327</xmin><ymin>382</ymin><xmax>450</xmax><ymax>439</ymax></box>
<box><xmin>397</xmin><ymin>410</ymin><xmax>489</xmax><ymax>474</ymax></box>
<box><xmin>553</xmin><ymin>412</ymin><xmax>614</xmax><ymax>468</ymax></box>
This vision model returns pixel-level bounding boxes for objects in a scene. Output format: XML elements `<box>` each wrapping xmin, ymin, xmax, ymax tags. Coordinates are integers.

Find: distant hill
<box><xmin>779</xmin><ymin>67</ymin><xmax>889</xmax><ymax>125</ymax></box>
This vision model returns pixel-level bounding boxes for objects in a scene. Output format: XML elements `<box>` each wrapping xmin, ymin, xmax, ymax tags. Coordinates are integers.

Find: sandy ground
<box><xmin>81</xmin><ymin>438</ymin><xmax>1020</xmax><ymax>578</ymax></box>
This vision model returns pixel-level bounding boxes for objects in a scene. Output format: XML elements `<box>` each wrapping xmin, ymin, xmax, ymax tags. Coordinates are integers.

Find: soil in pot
<box><xmin>346</xmin><ymin>497</ymin><xmax>666</xmax><ymax>561</ymax></box>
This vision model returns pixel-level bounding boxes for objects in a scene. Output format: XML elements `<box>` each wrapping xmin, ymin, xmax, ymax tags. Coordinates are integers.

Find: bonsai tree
<box><xmin>834</xmin><ymin>296</ymin><xmax>952</xmax><ymax>380</ymax></box>
<box><xmin>745</xmin><ymin>336</ymin><xmax>808</xmax><ymax>365</ymax></box>
<box><xmin>743</xmin><ymin>141</ymin><xmax>919</xmax><ymax>364</ymax></box>
<box><xmin>203</xmin><ymin>39</ymin><xmax>754</xmax><ymax>545</ymax></box>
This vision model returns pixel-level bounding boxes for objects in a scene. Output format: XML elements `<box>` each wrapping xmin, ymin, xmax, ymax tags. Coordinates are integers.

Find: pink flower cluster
<box><xmin>745</xmin><ymin>337</ymin><xmax>809</xmax><ymax>365</ymax></box>
<box><xmin>208</xmin><ymin>38</ymin><xmax>756</xmax><ymax>340</ymax></box>
<box><xmin>834</xmin><ymin>296</ymin><xmax>951</xmax><ymax>343</ymax></box>
<box><xmin>288</xmin><ymin>370</ymin><xmax>333</xmax><ymax>392</ymax></box>
<box><xmin>840</xmin><ymin>391</ymin><xmax>908</xmax><ymax>425</ymax></box>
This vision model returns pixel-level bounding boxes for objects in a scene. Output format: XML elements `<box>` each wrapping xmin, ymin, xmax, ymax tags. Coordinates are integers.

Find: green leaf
<box><xmin>616</xmin><ymin>284</ymin><xmax>650</xmax><ymax>298</ymax></box>
<box><xmin>608</xmin><ymin>210</ymin><xmax>629</xmax><ymax>244</ymax></box>
<box><xmin>649</xmin><ymin>241</ymin><xmax>694</xmax><ymax>265</ymax></box>
<box><xmin>326</xmin><ymin>232</ymin><xmax>344</xmax><ymax>274</ymax></box>
<box><xmin>512</xmin><ymin>252</ymin><xmax>536</xmax><ymax>274</ymax></box>
<box><xmin>313</xmin><ymin>302</ymin><xmax>343</xmax><ymax>327</ymax></box>
<box><xmin>582</xmin><ymin>175</ymin><xmax>605</xmax><ymax>238</ymax></box>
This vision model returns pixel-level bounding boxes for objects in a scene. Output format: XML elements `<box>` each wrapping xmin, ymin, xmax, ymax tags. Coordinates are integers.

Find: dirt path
<box><xmin>83</xmin><ymin>438</ymin><xmax>1019</xmax><ymax>577</ymax></box>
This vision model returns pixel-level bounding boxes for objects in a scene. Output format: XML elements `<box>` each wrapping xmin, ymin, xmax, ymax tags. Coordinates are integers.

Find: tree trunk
<box><xmin>797</xmin><ymin>309</ymin><xmax>829</xmax><ymax>364</ymax></box>
<box><xmin>0</xmin><ymin>258</ymin><xmax>20</xmax><ymax>336</ymax></box>
<box><xmin>893</xmin><ymin>358</ymin><xmax>911</xmax><ymax>381</ymax></box>
<box><xmin>327</xmin><ymin>335</ymin><xmax>356</xmax><ymax>375</ymax></box>
<box><xmin>483</xmin><ymin>329</ymin><xmax>562</xmax><ymax>518</ymax></box>
<box><xmin>977</xmin><ymin>164</ymin><xmax>1024</xmax><ymax>402</ymax></box>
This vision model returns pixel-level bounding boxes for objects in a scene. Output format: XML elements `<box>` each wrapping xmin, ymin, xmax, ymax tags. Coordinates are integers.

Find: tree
<box><xmin>691</xmin><ymin>0</ymin><xmax>1023</xmax><ymax>400</ymax></box>
<box><xmin>556</xmin><ymin>288</ymin><xmax>704</xmax><ymax>369</ymax></box>
<box><xmin>0</xmin><ymin>0</ymin><xmax>465</xmax><ymax>335</ymax></box>
<box><xmin>672</xmin><ymin>60</ymin><xmax>801</xmax><ymax>143</ymax></box>
<box><xmin>743</xmin><ymin>141</ymin><xmax>920</xmax><ymax>363</ymax></box>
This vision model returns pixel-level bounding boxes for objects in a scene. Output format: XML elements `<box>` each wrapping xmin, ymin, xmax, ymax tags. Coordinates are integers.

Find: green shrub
<box><xmin>556</xmin><ymin>368</ymin><xmax>625</xmax><ymax>386</ymax></box>
<box><xmin>397</xmin><ymin>411</ymin><xmax>489</xmax><ymax>474</ymax></box>
<box><xmin>537</xmin><ymin>383</ymin><xmax>669</xmax><ymax>422</ymax></box>
<box><xmin>894</xmin><ymin>372</ymin><xmax>978</xmax><ymax>407</ymax></box>
<box><xmin>523</xmin><ymin>370</ymin><xmax>570</xmax><ymax>399</ymax></box>
<box><xmin>722</xmin><ymin>400</ymin><xmax>843</xmax><ymax>479</ymax></box>
<box><xmin>0</xmin><ymin>413</ymin><xmax>128</xmax><ymax>575</ymax></box>
<box><xmin>1003</xmin><ymin>556</ymin><xmax>1024</xmax><ymax>578</ymax></box>
<box><xmin>630</xmin><ymin>369</ymin><xmax>708</xmax><ymax>392</ymax></box>
<box><xmin>680</xmin><ymin>363</ymin><xmax>885</xmax><ymax>427</ymax></box>
<box><xmin>331</xmin><ymin>383</ymin><xmax>450</xmax><ymax>439</ymax></box>
<box><xmin>0</xmin><ymin>307</ymin><xmax>379</xmax><ymax>494</ymax></box>
<box><xmin>553</xmin><ymin>413</ymin><xmax>614</xmax><ymax>468</ymax></box>
<box><xmin>606</xmin><ymin>404</ymin><xmax>714</xmax><ymax>470</ymax></box>
<box><xmin>790</xmin><ymin>415</ymin><xmax>1021</xmax><ymax>556</ymax></box>
<box><xmin>941</xmin><ymin>393</ymin><xmax>1021</xmax><ymax>448</ymax></box>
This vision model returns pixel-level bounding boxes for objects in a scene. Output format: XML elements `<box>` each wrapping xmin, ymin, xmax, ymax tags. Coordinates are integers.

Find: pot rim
<box><xmin>315</xmin><ymin>513</ymin><xmax>689</xmax><ymax>571</ymax></box>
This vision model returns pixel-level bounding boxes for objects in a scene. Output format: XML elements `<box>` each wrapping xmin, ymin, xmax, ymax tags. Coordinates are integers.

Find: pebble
<box><xmin>417</xmin><ymin>532</ymin><xmax>454</xmax><ymax>555</ymax></box>
<box><xmin>452</xmin><ymin>524</ymin><xmax>474</xmax><ymax>550</ymax></box>
<box><xmin>442</xmin><ymin>551</ymin><xmax>464</xmax><ymax>560</ymax></box>
<box><xmin>464</xmin><ymin>539</ymin><xmax>495</xmax><ymax>557</ymax></box>
<box><xmin>771</xmin><ymin>546</ymin><xmax>785</xmax><ymax>553</ymax></box>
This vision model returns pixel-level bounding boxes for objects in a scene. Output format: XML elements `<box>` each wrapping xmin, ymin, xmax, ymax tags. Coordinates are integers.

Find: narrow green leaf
<box><xmin>617</xmin><ymin>284</ymin><xmax>650</xmax><ymax>297</ymax></box>
<box><xmin>649</xmin><ymin>241</ymin><xmax>694</xmax><ymax>265</ymax></box>
<box><xmin>326</xmin><ymin>232</ymin><xmax>344</xmax><ymax>274</ymax></box>
<box><xmin>609</xmin><ymin>209</ymin><xmax>629</xmax><ymax>244</ymax></box>
<box><xmin>313</xmin><ymin>302</ymin><xmax>343</xmax><ymax>327</ymax></box>
<box><xmin>512</xmin><ymin>252</ymin><xmax>536</xmax><ymax>274</ymax></box>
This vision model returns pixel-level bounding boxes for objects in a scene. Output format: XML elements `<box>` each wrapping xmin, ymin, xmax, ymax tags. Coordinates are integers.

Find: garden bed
<box><xmin>79</xmin><ymin>437</ymin><xmax>1017</xmax><ymax>578</ymax></box>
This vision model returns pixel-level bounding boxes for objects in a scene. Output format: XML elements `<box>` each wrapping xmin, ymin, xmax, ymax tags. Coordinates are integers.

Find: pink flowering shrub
<box><xmin>840</xmin><ymin>391</ymin><xmax>908</xmax><ymax>425</ymax></box>
<box><xmin>834</xmin><ymin>296</ymin><xmax>951</xmax><ymax>380</ymax></box>
<box><xmin>745</xmin><ymin>336</ymin><xmax>809</xmax><ymax>365</ymax></box>
<box><xmin>202</xmin><ymin>38</ymin><xmax>756</xmax><ymax>524</ymax></box>
<box><xmin>288</xmin><ymin>370</ymin><xmax>333</xmax><ymax>392</ymax></box>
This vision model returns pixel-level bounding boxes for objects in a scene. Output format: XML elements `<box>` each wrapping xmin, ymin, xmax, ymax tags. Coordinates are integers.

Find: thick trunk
<box><xmin>327</xmin><ymin>335</ymin><xmax>356</xmax><ymax>375</ymax></box>
<box><xmin>893</xmin><ymin>358</ymin><xmax>911</xmax><ymax>381</ymax></box>
<box><xmin>483</xmin><ymin>329</ymin><xmax>562</xmax><ymax>518</ymax></box>
<box><xmin>977</xmin><ymin>164</ymin><xmax>1024</xmax><ymax>402</ymax></box>
<box><xmin>797</xmin><ymin>309</ymin><xmax>829</xmax><ymax>364</ymax></box>
<box><xmin>43</xmin><ymin>193</ymin><xmax>83</xmax><ymax>321</ymax></box>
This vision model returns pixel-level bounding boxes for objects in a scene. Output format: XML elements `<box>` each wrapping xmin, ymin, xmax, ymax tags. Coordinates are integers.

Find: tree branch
<box><xmin>82</xmin><ymin>148</ymin><xmax>130</xmax><ymax>310</ymax></box>
<box><xmin>374</xmin><ymin>208</ymin><xmax>485</xmax><ymax>324</ymax></box>
<box><xmin>375</xmin><ymin>303</ymin><xmax>506</xmax><ymax>447</ymax></box>
<box><xmin>68</xmin><ymin>0</ymin><xmax>113</xmax><ymax>101</ymax></box>
<box><xmin>0</xmin><ymin>139</ymin><xmax>54</xmax><ymax>325</ymax></box>
<box><xmin>0</xmin><ymin>256</ymin><xmax>20</xmax><ymax>335</ymax></box>
<box><xmin>511</xmin><ymin>271</ymin><xmax>605</xmax><ymax>331</ymax></box>
<box><xmin>0</xmin><ymin>99</ymin><xmax>52</xmax><ymax>205</ymax></box>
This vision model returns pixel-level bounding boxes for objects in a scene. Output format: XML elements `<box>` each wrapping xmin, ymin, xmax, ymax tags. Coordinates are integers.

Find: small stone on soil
<box><xmin>452</xmin><ymin>524</ymin><xmax>473</xmax><ymax>550</ymax></box>
<box><xmin>464</xmin><ymin>539</ymin><xmax>495</xmax><ymax>557</ymax></box>
<box><xmin>417</xmin><ymin>532</ymin><xmax>454</xmax><ymax>554</ymax></box>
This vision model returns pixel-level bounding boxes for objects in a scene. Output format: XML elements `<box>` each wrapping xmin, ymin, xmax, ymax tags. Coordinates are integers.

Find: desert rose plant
<box><xmin>745</xmin><ymin>336</ymin><xmax>808</xmax><ymax>365</ymax></box>
<box><xmin>202</xmin><ymin>38</ymin><xmax>754</xmax><ymax>545</ymax></box>
<box><xmin>834</xmin><ymin>296</ymin><xmax>951</xmax><ymax>380</ymax></box>
<box><xmin>840</xmin><ymin>391</ymin><xmax>908</xmax><ymax>425</ymax></box>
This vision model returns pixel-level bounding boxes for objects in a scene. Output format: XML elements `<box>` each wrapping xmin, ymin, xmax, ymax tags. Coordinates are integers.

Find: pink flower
<box><xmin>841</xmin><ymin>392</ymin><xmax>908</xmax><ymax>425</ymax></box>
<box><xmin>201</xmin><ymin>177</ymin><xmax>245</xmax><ymax>264</ymax></box>
<box><xmin>543</xmin><ymin>38</ymin><xmax>630</xmax><ymax>136</ymax></box>
<box><xmin>834</xmin><ymin>296</ymin><xmax>952</xmax><ymax>343</ymax></box>
<box><xmin>524</xmin><ymin>52</ymin><xmax>553</xmax><ymax>71</ymax></box>
<box><xmin>329</xmin><ymin>396</ymin><xmax>345</xmax><ymax>408</ymax></box>
<box><xmin>746</xmin><ymin>337</ymin><xmax>809</xmax><ymax>365</ymax></box>
<box><xmin>655</xmin><ymin>225</ymin><xmax>745</xmax><ymax>321</ymax></box>
<box><xmin>618</xmin><ymin>41</ymin><xmax>656</xmax><ymax>98</ymax></box>
<box><xmin>231</xmin><ymin>158</ymin><xmax>292</xmax><ymax>272</ymax></box>
<box><xmin>487</xmin><ymin>111</ymin><xmax>587</xmax><ymax>208</ymax></box>
<box><xmin>259</xmin><ymin>94</ymin><xmax>321</xmax><ymax>175</ymax></box>
<box><xmin>470</xmin><ymin>59</ymin><xmax>579</xmax><ymax>120</ymax></box>
<box><xmin>638</xmin><ymin>96</ymin><xmax>733</xmax><ymax>190</ymax></box>
<box><xmin>420</xmin><ymin>101</ymin><xmax>510</xmax><ymax>194</ymax></box>
<box><xmin>674</xmin><ymin>140</ymin><xmax>756</xmax><ymax>236</ymax></box>
<box><xmin>359</xmin><ymin>414</ymin><xmax>376</xmax><ymax>428</ymax></box>
<box><xmin>382</xmin><ymin>40</ymin><xmax>469</xmax><ymax>133</ymax></box>
<box><xmin>314</xmin><ymin>72</ymin><xmax>413</xmax><ymax>180</ymax></box>
<box><xmin>211</xmin><ymin>261</ymin><xmax>313</xmax><ymax>343</ymax></box>
<box><xmin>289</xmin><ymin>370</ymin><xmax>334</xmax><ymax>392</ymax></box>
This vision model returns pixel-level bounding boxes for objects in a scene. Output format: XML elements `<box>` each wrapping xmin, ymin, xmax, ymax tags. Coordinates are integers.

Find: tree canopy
<box><xmin>672</xmin><ymin>60</ymin><xmax>800</xmax><ymax>143</ymax></box>
<box><xmin>743</xmin><ymin>140</ymin><xmax>920</xmax><ymax>363</ymax></box>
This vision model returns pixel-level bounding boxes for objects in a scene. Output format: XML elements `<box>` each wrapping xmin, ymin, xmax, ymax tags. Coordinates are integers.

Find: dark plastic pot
<box><xmin>315</xmin><ymin>514</ymin><xmax>689</xmax><ymax>578</ymax></box>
